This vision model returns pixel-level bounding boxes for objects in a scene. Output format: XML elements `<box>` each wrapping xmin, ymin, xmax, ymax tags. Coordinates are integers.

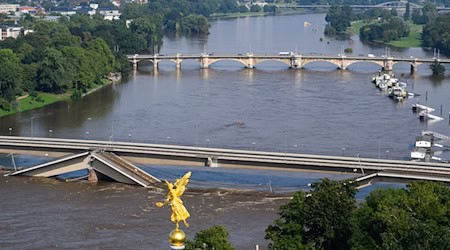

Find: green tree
<box><xmin>250</xmin><ymin>5</ymin><xmax>262</xmax><ymax>12</ymax></box>
<box><xmin>266</xmin><ymin>179</ymin><xmax>356</xmax><ymax>250</ymax></box>
<box><xmin>404</xmin><ymin>1</ymin><xmax>410</xmax><ymax>20</ymax></box>
<box><xmin>180</xmin><ymin>15</ymin><xmax>209</xmax><ymax>34</ymax></box>
<box><xmin>351</xmin><ymin>181</ymin><xmax>450</xmax><ymax>249</ymax></box>
<box><xmin>85</xmin><ymin>38</ymin><xmax>117</xmax><ymax>77</ymax></box>
<box><xmin>0</xmin><ymin>49</ymin><xmax>23</xmax><ymax>102</ymax></box>
<box><xmin>325</xmin><ymin>5</ymin><xmax>354</xmax><ymax>33</ymax></box>
<box><xmin>186</xmin><ymin>225</ymin><xmax>235</xmax><ymax>250</ymax></box>
<box><xmin>430</xmin><ymin>60</ymin><xmax>446</xmax><ymax>75</ymax></box>
<box><xmin>36</xmin><ymin>48</ymin><xmax>70</xmax><ymax>93</ymax></box>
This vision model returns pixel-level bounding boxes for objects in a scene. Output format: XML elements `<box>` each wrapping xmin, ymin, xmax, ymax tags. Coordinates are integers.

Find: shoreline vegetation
<box><xmin>0</xmin><ymin>78</ymin><xmax>113</xmax><ymax>117</ymax></box>
<box><xmin>351</xmin><ymin>20</ymin><xmax>422</xmax><ymax>48</ymax></box>
<box><xmin>209</xmin><ymin>8</ymin><xmax>309</xmax><ymax>19</ymax></box>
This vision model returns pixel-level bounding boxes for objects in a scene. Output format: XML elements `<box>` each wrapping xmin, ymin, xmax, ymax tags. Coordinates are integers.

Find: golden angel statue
<box><xmin>156</xmin><ymin>172</ymin><xmax>191</xmax><ymax>230</ymax></box>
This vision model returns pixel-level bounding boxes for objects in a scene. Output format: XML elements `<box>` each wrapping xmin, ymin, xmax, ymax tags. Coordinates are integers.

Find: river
<box><xmin>0</xmin><ymin>13</ymin><xmax>449</xmax><ymax>249</ymax></box>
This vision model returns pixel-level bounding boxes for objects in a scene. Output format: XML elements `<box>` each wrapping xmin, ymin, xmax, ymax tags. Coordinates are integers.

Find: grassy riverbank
<box><xmin>209</xmin><ymin>12</ymin><xmax>270</xmax><ymax>19</ymax></box>
<box><xmin>350</xmin><ymin>20</ymin><xmax>422</xmax><ymax>48</ymax></box>
<box><xmin>0</xmin><ymin>79</ymin><xmax>112</xmax><ymax>117</ymax></box>
<box><xmin>209</xmin><ymin>9</ymin><xmax>307</xmax><ymax>19</ymax></box>
<box><xmin>388</xmin><ymin>22</ymin><xmax>422</xmax><ymax>47</ymax></box>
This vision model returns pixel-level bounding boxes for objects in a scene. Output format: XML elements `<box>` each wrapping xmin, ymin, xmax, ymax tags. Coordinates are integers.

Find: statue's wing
<box><xmin>165</xmin><ymin>180</ymin><xmax>173</xmax><ymax>189</ymax></box>
<box><xmin>174</xmin><ymin>172</ymin><xmax>191</xmax><ymax>197</ymax></box>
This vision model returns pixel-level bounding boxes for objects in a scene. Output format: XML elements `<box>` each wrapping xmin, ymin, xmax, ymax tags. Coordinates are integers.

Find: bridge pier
<box><xmin>200</xmin><ymin>54</ymin><xmax>209</xmax><ymax>69</ymax></box>
<box><xmin>131</xmin><ymin>58</ymin><xmax>140</xmax><ymax>70</ymax></box>
<box><xmin>245</xmin><ymin>55</ymin><xmax>254</xmax><ymax>69</ymax></box>
<box><xmin>206</xmin><ymin>156</ymin><xmax>218</xmax><ymax>167</ymax></box>
<box><xmin>383</xmin><ymin>57</ymin><xmax>394</xmax><ymax>72</ymax></box>
<box><xmin>411</xmin><ymin>59</ymin><xmax>418</xmax><ymax>73</ymax></box>
<box><xmin>173</xmin><ymin>58</ymin><xmax>183</xmax><ymax>69</ymax></box>
<box><xmin>290</xmin><ymin>56</ymin><xmax>301</xmax><ymax>69</ymax></box>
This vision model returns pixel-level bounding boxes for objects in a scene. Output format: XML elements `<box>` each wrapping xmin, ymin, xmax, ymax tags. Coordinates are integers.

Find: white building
<box><xmin>0</xmin><ymin>4</ymin><xmax>19</xmax><ymax>14</ymax></box>
<box><xmin>0</xmin><ymin>26</ymin><xmax>22</xmax><ymax>40</ymax></box>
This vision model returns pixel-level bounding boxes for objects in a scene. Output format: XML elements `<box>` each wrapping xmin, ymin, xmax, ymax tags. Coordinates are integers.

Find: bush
<box><xmin>324</xmin><ymin>25</ymin><xmax>337</xmax><ymax>36</ymax></box>
<box><xmin>29</xmin><ymin>89</ymin><xmax>38</xmax><ymax>97</ymax></box>
<box><xmin>344</xmin><ymin>48</ymin><xmax>353</xmax><ymax>53</ymax></box>
<box><xmin>35</xmin><ymin>95</ymin><xmax>45</xmax><ymax>102</ymax></box>
<box><xmin>71</xmin><ymin>89</ymin><xmax>83</xmax><ymax>100</ymax></box>
<box><xmin>0</xmin><ymin>99</ymin><xmax>12</xmax><ymax>111</ymax></box>
<box><xmin>186</xmin><ymin>225</ymin><xmax>235</xmax><ymax>250</ymax></box>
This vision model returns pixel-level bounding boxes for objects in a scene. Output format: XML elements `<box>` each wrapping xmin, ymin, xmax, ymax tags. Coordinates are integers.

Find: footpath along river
<box><xmin>0</xmin><ymin>13</ymin><xmax>449</xmax><ymax>249</ymax></box>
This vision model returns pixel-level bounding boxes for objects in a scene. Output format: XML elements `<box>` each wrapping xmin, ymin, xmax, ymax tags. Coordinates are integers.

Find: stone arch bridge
<box><xmin>127</xmin><ymin>53</ymin><xmax>450</xmax><ymax>73</ymax></box>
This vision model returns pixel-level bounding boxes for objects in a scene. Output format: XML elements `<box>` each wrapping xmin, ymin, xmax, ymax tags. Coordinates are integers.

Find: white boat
<box><xmin>411</xmin><ymin>148</ymin><xmax>427</xmax><ymax>160</ymax></box>
<box><xmin>415</xmin><ymin>135</ymin><xmax>432</xmax><ymax>148</ymax></box>
<box><xmin>419</xmin><ymin>110</ymin><xmax>444</xmax><ymax>121</ymax></box>
<box><xmin>412</xmin><ymin>103</ymin><xmax>435</xmax><ymax>112</ymax></box>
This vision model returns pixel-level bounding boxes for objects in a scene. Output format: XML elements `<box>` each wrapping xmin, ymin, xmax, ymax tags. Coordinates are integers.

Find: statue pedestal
<box><xmin>170</xmin><ymin>246</ymin><xmax>185</xmax><ymax>250</ymax></box>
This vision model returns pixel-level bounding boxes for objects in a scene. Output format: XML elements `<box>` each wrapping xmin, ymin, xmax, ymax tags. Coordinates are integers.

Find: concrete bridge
<box><xmin>127</xmin><ymin>53</ymin><xmax>450</xmax><ymax>73</ymax></box>
<box><xmin>1</xmin><ymin>136</ymin><xmax>450</xmax><ymax>189</ymax></box>
<box><xmin>276</xmin><ymin>2</ymin><xmax>450</xmax><ymax>11</ymax></box>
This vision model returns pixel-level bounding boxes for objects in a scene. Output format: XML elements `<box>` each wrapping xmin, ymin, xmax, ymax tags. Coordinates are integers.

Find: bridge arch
<box><xmin>206</xmin><ymin>58</ymin><xmax>250</xmax><ymax>68</ymax></box>
<box><xmin>302</xmin><ymin>59</ymin><xmax>340</xmax><ymax>69</ymax></box>
<box><xmin>253</xmin><ymin>58</ymin><xmax>291</xmax><ymax>67</ymax></box>
<box><xmin>346</xmin><ymin>60</ymin><xmax>384</xmax><ymax>70</ymax></box>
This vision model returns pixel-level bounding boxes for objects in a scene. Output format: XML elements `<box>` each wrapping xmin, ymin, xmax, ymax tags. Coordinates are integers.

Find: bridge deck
<box><xmin>1</xmin><ymin>136</ymin><xmax>450</xmax><ymax>188</ymax></box>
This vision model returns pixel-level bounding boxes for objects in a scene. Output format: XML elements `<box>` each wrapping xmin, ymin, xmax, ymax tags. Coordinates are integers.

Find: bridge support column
<box><xmin>131</xmin><ymin>59</ymin><xmax>140</xmax><ymax>70</ymax></box>
<box><xmin>411</xmin><ymin>59</ymin><xmax>418</xmax><ymax>73</ymax></box>
<box><xmin>339</xmin><ymin>58</ymin><xmax>346</xmax><ymax>70</ymax></box>
<box><xmin>200</xmin><ymin>55</ymin><xmax>209</xmax><ymax>69</ymax></box>
<box><xmin>173</xmin><ymin>54</ymin><xmax>183</xmax><ymax>69</ymax></box>
<box><xmin>245</xmin><ymin>56</ymin><xmax>254</xmax><ymax>69</ymax></box>
<box><xmin>174</xmin><ymin>58</ymin><xmax>183</xmax><ymax>69</ymax></box>
<box><xmin>383</xmin><ymin>57</ymin><xmax>394</xmax><ymax>72</ymax></box>
<box><xmin>206</xmin><ymin>157</ymin><xmax>218</xmax><ymax>168</ymax></box>
<box><xmin>88</xmin><ymin>157</ymin><xmax>98</xmax><ymax>183</ymax></box>
<box><xmin>291</xmin><ymin>56</ymin><xmax>302</xmax><ymax>69</ymax></box>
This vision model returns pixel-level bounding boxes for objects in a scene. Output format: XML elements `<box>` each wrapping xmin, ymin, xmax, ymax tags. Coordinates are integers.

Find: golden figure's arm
<box><xmin>156</xmin><ymin>197</ymin><xmax>169</xmax><ymax>207</ymax></box>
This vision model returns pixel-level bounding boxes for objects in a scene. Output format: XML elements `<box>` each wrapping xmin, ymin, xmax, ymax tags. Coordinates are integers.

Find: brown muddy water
<box><xmin>0</xmin><ymin>175</ymin><xmax>290</xmax><ymax>249</ymax></box>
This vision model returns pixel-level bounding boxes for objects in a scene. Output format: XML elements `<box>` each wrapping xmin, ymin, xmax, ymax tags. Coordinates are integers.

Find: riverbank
<box><xmin>0</xmin><ymin>78</ymin><xmax>113</xmax><ymax>118</ymax></box>
<box><xmin>209</xmin><ymin>8</ymin><xmax>308</xmax><ymax>20</ymax></box>
<box><xmin>350</xmin><ymin>20</ymin><xmax>422</xmax><ymax>48</ymax></box>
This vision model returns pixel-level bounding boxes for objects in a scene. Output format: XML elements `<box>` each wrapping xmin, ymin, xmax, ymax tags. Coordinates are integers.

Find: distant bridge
<box><xmin>127</xmin><ymin>53</ymin><xmax>450</xmax><ymax>73</ymax></box>
<box><xmin>1</xmin><ymin>136</ymin><xmax>450</xmax><ymax>189</ymax></box>
<box><xmin>276</xmin><ymin>1</ymin><xmax>450</xmax><ymax>11</ymax></box>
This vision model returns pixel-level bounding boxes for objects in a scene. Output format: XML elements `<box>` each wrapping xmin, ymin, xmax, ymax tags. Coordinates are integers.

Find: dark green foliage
<box><xmin>0</xmin><ymin>49</ymin><xmax>23</xmax><ymax>102</ymax></box>
<box><xmin>344</xmin><ymin>47</ymin><xmax>353</xmax><ymax>53</ymax></box>
<box><xmin>430</xmin><ymin>60</ymin><xmax>446</xmax><ymax>75</ymax></box>
<box><xmin>0</xmin><ymin>99</ymin><xmax>12</xmax><ymax>111</ymax></box>
<box><xmin>404</xmin><ymin>1</ymin><xmax>410</xmax><ymax>20</ymax></box>
<box><xmin>360</xmin><ymin>17</ymin><xmax>409</xmax><ymax>43</ymax></box>
<box><xmin>35</xmin><ymin>95</ymin><xmax>44</xmax><ymax>102</ymax></box>
<box><xmin>325</xmin><ymin>5</ymin><xmax>354</xmax><ymax>34</ymax></box>
<box><xmin>355</xmin><ymin>8</ymin><xmax>395</xmax><ymax>21</ymax></box>
<box><xmin>267</xmin><ymin>180</ymin><xmax>450</xmax><ymax>250</ymax></box>
<box><xmin>263</xmin><ymin>5</ymin><xmax>277</xmax><ymax>13</ymax></box>
<box><xmin>71</xmin><ymin>88</ymin><xmax>83</xmax><ymax>100</ymax></box>
<box><xmin>250</xmin><ymin>5</ymin><xmax>262</xmax><ymax>12</ymax></box>
<box><xmin>186</xmin><ymin>225</ymin><xmax>235</xmax><ymax>250</ymax></box>
<box><xmin>351</xmin><ymin>181</ymin><xmax>450</xmax><ymax>249</ymax></box>
<box><xmin>324</xmin><ymin>25</ymin><xmax>336</xmax><ymax>36</ymax></box>
<box><xmin>179</xmin><ymin>15</ymin><xmax>209</xmax><ymax>34</ymax></box>
<box><xmin>412</xmin><ymin>3</ymin><xmax>438</xmax><ymax>24</ymax></box>
<box><xmin>266</xmin><ymin>179</ymin><xmax>356</xmax><ymax>250</ymax></box>
<box><xmin>422</xmin><ymin>13</ymin><xmax>450</xmax><ymax>55</ymax></box>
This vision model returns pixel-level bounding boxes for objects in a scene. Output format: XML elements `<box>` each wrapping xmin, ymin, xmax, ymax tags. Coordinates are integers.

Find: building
<box><xmin>0</xmin><ymin>26</ymin><xmax>23</xmax><ymax>40</ymax></box>
<box><xmin>98</xmin><ymin>7</ymin><xmax>121</xmax><ymax>20</ymax></box>
<box><xmin>19</xmin><ymin>6</ymin><xmax>38</xmax><ymax>15</ymax></box>
<box><xmin>0</xmin><ymin>4</ymin><xmax>19</xmax><ymax>14</ymax></box>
